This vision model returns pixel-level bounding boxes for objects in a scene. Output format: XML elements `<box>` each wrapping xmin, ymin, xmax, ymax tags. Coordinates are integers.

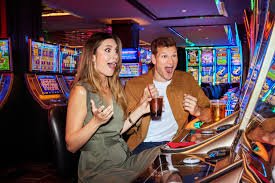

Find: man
<box><xmin>125</xmin><ymin>36</ymin><xmax>212</xmax><ymax>154</ymax></box>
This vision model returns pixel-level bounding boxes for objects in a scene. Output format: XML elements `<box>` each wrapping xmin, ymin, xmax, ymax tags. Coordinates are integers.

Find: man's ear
<box><xmin>152</xmin><ymin>54</ymin><xmax>157</xmax><ymax>65</ymax></box>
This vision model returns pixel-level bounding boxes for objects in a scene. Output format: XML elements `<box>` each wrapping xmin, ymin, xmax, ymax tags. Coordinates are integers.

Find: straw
<box><xmin>147</xmin><ymin>86</ymin><xmax>153</xmax><ymax>98</ymax></box>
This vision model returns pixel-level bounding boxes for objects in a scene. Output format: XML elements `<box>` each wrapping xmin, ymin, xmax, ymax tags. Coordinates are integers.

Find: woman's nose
<box><xmin>111</xmin><ymin>52</ymin><xmax>118</xmax><ymax>60</ymax></box>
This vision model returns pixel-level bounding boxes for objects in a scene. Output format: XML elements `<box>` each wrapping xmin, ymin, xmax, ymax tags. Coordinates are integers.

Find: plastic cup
<box><xmin>150</xmin><ymin>96</ymin><xmax>163</xmax><ymax>120</ymax></box>
<box><xmin>210</xmin><ymin>100</ymin><xmax>226</xmax><ymax>123</ymax></box>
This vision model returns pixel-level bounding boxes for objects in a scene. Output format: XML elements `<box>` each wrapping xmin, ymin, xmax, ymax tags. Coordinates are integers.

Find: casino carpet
<box><xmin>0</xmin><ymin>161</ymin><xmax>73</xmax><ymax>183</ymax></box>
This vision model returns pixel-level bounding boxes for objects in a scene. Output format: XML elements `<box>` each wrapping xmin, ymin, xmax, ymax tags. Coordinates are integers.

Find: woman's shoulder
<box><xmin>74</xmin><ymin>80</ymin><xmax>93</xmax><ymax>91</ymax></box>
<box><xmin>70</xmin><ymin>85</ymin><xmax>87</xmax><ymax>98</ymax></box>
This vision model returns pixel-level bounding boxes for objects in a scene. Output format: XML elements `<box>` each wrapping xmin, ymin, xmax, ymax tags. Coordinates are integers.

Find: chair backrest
<box><xmin>48</xmin><ymin>106</ymin><xmax>79</xmax><ymax>177</ymax></box>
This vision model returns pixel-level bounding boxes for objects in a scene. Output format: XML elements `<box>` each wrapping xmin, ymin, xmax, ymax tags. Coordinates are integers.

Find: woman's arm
<box><xmin>120</xmin><ymin>103</ymin><xmax>147</xmax><ymax>134</ymax></box>
<box><xmin>65</xmin><ymin>86</ymin><xmax>113</xmax><ymax>153</ymax></box>
<box><xmin>121</xmin><ymin>85</ymin><xmax>157</xmax><ymax>134</ymax></box>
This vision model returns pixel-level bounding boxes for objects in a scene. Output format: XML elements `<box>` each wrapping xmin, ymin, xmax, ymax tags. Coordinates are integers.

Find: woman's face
<box><xmin>93</xmin><ymin>38</ymin><xmax>119</xmax><ymax>78</ymax></box>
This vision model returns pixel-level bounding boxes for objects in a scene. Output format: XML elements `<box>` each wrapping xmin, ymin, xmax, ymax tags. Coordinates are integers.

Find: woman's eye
<box><xmin>105</xmin><ymin>48</ymin><xmax>111</xmax><ymax>53</ymax></box>
<box><xmin>162</xmin><ymin>55</ymin><xmax>167</xmax><ymax>58</ymax></box>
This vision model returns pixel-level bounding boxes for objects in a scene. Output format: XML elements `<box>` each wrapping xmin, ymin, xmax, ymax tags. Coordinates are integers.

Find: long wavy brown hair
<box><xmin>74</xmin><ymin>32</ymin><xmax>127</xmax><ymax>117</ymax></box>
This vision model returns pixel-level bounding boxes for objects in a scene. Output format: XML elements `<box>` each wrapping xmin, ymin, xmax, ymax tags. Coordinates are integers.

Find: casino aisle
<box><xmin>0</xmin><ymin>1</ymin><xmax>80</xmax><ymax>181</ymax></box>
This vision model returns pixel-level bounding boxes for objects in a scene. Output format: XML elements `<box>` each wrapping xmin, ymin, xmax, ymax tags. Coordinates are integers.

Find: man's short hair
<box><xmin>151</xmin><ymin>36</ymin><xmax>176</xmax><ymax>55</ymax></box>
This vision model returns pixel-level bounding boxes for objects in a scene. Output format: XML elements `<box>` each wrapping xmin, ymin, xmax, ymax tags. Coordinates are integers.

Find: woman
<box><xmin>65</xmin><ymin>32</ymin><xmax>159</xmax><ymax>183</ymax></box>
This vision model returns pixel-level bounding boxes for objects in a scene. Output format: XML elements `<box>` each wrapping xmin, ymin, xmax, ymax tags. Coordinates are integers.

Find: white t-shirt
<box><xmin>144</xmin><ymin>80</ymin><xmax>178</xmax><ymax>142</ymax></box>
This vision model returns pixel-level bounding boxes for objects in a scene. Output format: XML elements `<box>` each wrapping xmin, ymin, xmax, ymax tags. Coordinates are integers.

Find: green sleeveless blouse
<box><xmin>77</xmin><ymin>82</ymin><xmax>159</xmax><ymax>183</ymax></box>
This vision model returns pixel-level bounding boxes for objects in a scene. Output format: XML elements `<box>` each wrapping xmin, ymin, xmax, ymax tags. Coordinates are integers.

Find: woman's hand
<box><xmin>91</xmin><ymin>99</ymin><xmax>113</xmax><ymax>126</ymax></box>
<box><xmin>139</xmin><ymin>84</ymin><xmax>159</xmax><ymax>114</ymax></box>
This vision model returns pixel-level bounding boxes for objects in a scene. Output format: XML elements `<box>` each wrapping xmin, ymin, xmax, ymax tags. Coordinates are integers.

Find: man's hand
<box><xmin>139</xmin><ymin>84</ymin><xmax>159</xmax><ymax>113</ymax></box>
<box><xmin>183</xmin><ymin>94</ymin><xmax>200</xmax><ymax>117</ymax></box>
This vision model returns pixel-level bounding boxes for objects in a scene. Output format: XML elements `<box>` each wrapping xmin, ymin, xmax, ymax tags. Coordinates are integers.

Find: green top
<box><xmin>77</xmin><ymin>82</ymin><xmax>159</xmax><ymax>183</ymax></box>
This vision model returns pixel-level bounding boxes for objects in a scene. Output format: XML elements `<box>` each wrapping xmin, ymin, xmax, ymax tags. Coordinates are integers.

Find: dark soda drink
<box><xmin>150</xmin><ymin>97</ymin><xmax>163</xmax><ymax>120</ymax></box>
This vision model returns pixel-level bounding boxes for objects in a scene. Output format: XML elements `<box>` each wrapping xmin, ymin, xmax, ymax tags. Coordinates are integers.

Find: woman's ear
<box><xmin>92</xmin><ymin>54</ymin><xmax>96</xmax><ymax>63</ymax></box>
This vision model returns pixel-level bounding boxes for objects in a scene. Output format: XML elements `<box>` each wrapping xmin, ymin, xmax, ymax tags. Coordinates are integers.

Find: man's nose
<box><xmin>167</xmin><ymin>56</ymin><xmax>174</xmax><ymax>64</ymax></box>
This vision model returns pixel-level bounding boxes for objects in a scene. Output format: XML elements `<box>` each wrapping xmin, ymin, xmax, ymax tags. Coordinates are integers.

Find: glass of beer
<box><xmin>210</xmin><ymin>100</ymin><xmax>226</xmax><ymax>123</ymax></box>
<box><xmin>150</xmin><ymin>96</ymin><xmax>163</xmax><ymax>120</ymax></box>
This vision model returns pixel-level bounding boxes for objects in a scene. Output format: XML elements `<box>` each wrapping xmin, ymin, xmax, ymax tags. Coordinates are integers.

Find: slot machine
<box><xmin>139</xmin><ymin>47</ymin><xmax>152</xmax><ymax>75</ymax></box>
<box><xmin>0</xmin><ymin>38</ymin><xmax>13</xmax><ymax>109</ymax></box>
<box><xmin>230</xmin><ymin>47</ymin><xmax>243</xmax><ymax>84</ymax></box>
<box><xmin>136</xmin><ymin>12</ymin><xmax>275</xmax><ymax>183</ymax></box>
<box><xmin>25</xmin><ymin>39</ymin><xmax>66</xmax><ymax>109</ymax></box>
<box><xmin>185</xmin><ymin>48</ymin><xmax>201</xmax><ymax>84</ymax></box>
<box><xmin>201</xmin><ymin>47</ymin><xmax>215</xmax><ymax>85</ymax></box>
<box><xmin>215</xmin><ymin>47</ymin><xmax>229</xmax><ymax>84</ymax></box>
<box><xmin>24</xmin><ymin>38</ymin><xmax>70</xmax><ymax>161</ymax></box>
<box><xmin>119</xmin><ymin>48</ymin><xmax>141</xmax><ymax>87</ymax></box>
<box><xmin>57</xmin><ymin>45</ymin><xmax>82</xmax><ymax>99</ymax></box>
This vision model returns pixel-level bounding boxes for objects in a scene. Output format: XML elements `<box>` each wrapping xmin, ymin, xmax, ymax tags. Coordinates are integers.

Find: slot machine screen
<box><xmin>59</xmin><ymin>46</ymin><xmax>81</xmax><ymax>73</ymax></box>
<box><xmin>139</xmin><ymin>47</ymin><xmax>151</xmax><ymax>64</ymax></box>
<box><xmin>201</xmin><ymin>48</ymin><xmax>213</xmax><ymax>66</ymax></box>
<box><xmin>119</xmin><ymin>63</ymin><xmax>141</xmax><ymax>77</ymax></box>
<box><xmin>0</xmin><ymin>38</ymin><xmax>12</xmax><ymax>71</ymax></box>
<box><xmin>29</xmin><ymin>40</ymin><xmax>59</xmax><ymax>73</ymax></box>
<box><xmin>122</xmin><ymin>48</ymin><xmax>139</xmax><ymax>63</ymax></box>
<box><xmin>37</xmin><ymin>75</ymin><xmax>62</xmax><ymax>95</ymax></box>
<box><xmin>187</xmin><ymin>49</ymin><xmax>199</xmax><ymax>66</ymax></box>
<box><xmin>63</xmin><ymin>75</ymin><xmax>75</xmax><ymax>89</ymax></box>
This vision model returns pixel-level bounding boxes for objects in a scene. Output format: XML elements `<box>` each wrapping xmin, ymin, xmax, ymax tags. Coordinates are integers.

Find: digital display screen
<box><xmin>187</xmin><ymin>49</ymin><xmax>199</xmax><ymax>66</ymax></box>
<box><xmin>139</xmin><ymin>47</ymin><xmax>151</xmax><ymax>64</ymax></box>
<box><xmin>231</xmin><ymin>65</ymin><xmax>241</xmax><ymax>83</ymax></box>
<box><xmin>187</xmin><ymin>67</ymin><xmax>199</xmax><ymax>81</ymax></box>
<box><xmin>216</xmin><ymin>48</ymin><xmax>227</xmax><ymax>65</ymax></box>
<box><xmin>201</xmin><ymin>66</ymin><xmax>213</xmax><ymax>83</ymax></box>
<box><xmin>216</xmin><ymin>65</ymin><xmax>228</xmax><ymax>83</ymax></box>
<box><xmin>63</xmin><ymin>75</ymin><xmax>75</xmax><ymax>89</ymax></box>
<box><xmin>37</xmin><ymin>75</ymin><xmax>62</xmax><ymax>95</ymax></box>
<box><xmin>30</xmin><ymin>40</ymin><xmax>59</xmax><ymax>72</ymax></box>
<box><xmin>119</xmin><ymin>63</ymin><xmax>141</xmax><ymax>77</ymax></box>
<box><xmin>122</xmin><ymin>48</ymin><xmax>139</xmax><ymax>63</ymax></box>
<box><xmin>59</xmin><ymin>46</ymin><xmax>81</xmax><ymax>73</ymax></box>
<box><xmin>201</xmin><ymin>48</ymin><xmax>213</xmax><ymax>66</ymax></box>
<box><xmin>231</xmin><ymin>47</ymin><xmax>241</xmax><ymax>65</ymax></box>
<box><xmin>0</xmin><ymin>39</ymin><xmax>11</xmax><ymax>71</ymax></box>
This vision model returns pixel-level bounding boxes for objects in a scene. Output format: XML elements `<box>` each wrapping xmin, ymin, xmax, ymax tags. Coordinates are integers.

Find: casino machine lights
<box><xmin>0</xmin><ymin>38</ymin><xmax>13</xmax><ymax>109</ymax></box>
<box><xmin>25</xmin><ymin>39</ymin><xmax>66</xmax><ymax>109</ymax></box>
<box><xmin>57</xmin><ymin>45</ymin><xmax>81</xmax><ymax>99</ymax></box>
<box><xmin>139</xmin><ymin>47</ymin><xmax>152</xmax><ymax>75</ymax></box>
<box><xmin>119</xmin><ymin>47</ymin><xmax>142</xmax><ymax>87</ymax></box>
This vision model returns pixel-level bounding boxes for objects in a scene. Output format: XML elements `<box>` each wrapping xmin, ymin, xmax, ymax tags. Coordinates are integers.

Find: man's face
<box><xmin>152</xmin><ymin>46</ymin><xmax>178</xmax><ymax>82</ymax></box>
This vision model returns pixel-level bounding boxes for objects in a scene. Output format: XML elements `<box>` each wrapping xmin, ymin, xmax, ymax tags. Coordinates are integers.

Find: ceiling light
<box><xmin>198</xmin><ymin>28</ymin><xmax>202</xmax><ymax>31</ymax></box>
<box><xmin>181</xmin><ymin>9</ymin><xmax>187</xmax><ymax>13</ymax></box>
<box><xmin>205</xmin><ymin>37</ymin><xmax>209</xmax><ymax>39</ymax></box>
